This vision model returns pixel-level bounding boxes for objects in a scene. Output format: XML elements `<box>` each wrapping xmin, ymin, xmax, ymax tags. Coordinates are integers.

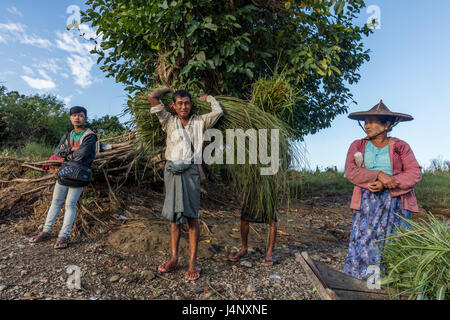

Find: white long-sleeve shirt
<box><xmin>150</xmin><ymin>95</ymin><xmax>223</xmax><ymax>162</ymax></box>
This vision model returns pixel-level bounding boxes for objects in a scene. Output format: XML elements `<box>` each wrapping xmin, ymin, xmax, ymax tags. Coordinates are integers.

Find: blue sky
<box><xmin>1</xmin><ymin>1</ymin><xmax>449</xmax><ymax>170</ymax></box>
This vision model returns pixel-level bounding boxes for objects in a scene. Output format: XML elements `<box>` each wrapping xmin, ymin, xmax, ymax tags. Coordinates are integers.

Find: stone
<box><xmin>109</xmin><ymin>275</ymin><xmax>120</xmax><ymax>283</ymax></box>
<box><xmin>95</xmin><ymin>289</ymin><xmax>105</xmax><ymax>295</ymax></box>
<box><xmin>246</xmin><ymin>284</ymin><xmax>257</xmax><ymax>293</ymax></box>
<box><xmin>194</xmin><ymin>288</ymin><xmax>203</xmax><ymax>295</ymax></box>
<box><xmin>0</xmin><ymin>285</ymin><xmax>7</xmax><ymax>292</ymax></box>
<box><xmin>141</xmin><ymin>270</ymin><xmax>156</xmax><ymax>280</ymax></box>
<box><xmin>240</xmin><ymin>260</ymin><xmax>253</xmax><ymax>268</ymax></box>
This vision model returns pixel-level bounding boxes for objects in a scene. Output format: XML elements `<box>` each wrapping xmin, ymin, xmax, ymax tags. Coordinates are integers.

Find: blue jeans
<box><xmin>42</xmin><ymin>182</ymin><xmax>84</xmax><ymax>238</ymax></box>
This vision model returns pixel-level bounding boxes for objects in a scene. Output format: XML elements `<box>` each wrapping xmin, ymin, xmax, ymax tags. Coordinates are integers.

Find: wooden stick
<box><xmin>102</xmin><ymin>169</ymin><xmax>120</xmax><ymax>204</ymax></box>
<box><xmin>0</xmin><ymin>174</ymin><xmax>55</xmax><ymax>183</ymax></box>
<box><xmin>21</xmin><ymin>164</ymin><xmax>46</xmax><ymax>172</ymax></box>
<box><xmin>80</xmin><ymin>203</ymin><xmax>108</xmax><ymax>226</ymax></box>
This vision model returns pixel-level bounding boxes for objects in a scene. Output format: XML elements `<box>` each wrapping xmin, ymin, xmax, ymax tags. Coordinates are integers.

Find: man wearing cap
<box><xmin>29</xmin><ymin>106</ymin><xmax>97</xmax><ymax>249</ymax></box>
<box><xmin>343</xmin><ymin>100</ymin><xmax>422</xmax><ymax>280</ymax></box>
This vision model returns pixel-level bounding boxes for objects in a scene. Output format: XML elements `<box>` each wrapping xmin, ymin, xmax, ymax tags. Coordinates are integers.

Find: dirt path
<box><xmin>0</xmin><ymin>191</ymin><xmax>358</xmax><ymax>300</ymax></box>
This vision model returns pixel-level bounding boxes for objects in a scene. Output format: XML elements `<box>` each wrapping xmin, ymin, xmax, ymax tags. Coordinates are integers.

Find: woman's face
<box><xmin>364</xmin><ymin>116</ymin><xmax>390</xmax><ymax>138</ymax></box>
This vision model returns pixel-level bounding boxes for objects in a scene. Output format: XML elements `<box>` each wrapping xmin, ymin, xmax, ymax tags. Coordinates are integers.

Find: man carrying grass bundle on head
<box><xmin>29</xmin><ymin>106</ymin><xmax>97</xmax><ymax>249</ymax></box>
<box><xmin>148</xmin><ymin>88</ymin><xmax>223</xmax><ymax>282</ymax></box>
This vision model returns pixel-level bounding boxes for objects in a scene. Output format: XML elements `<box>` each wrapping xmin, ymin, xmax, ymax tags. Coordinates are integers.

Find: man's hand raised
<box><xmin>148</xmin><ymin>88</ymin><xmax>173</xmax><ymax>107</ymax></box>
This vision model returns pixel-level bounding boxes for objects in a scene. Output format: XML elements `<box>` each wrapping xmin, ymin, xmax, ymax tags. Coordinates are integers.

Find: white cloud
<box><xmin>21</xmin><ymin>75</ymin><xmax>56</xmax><ymax>90</ymax></box>
<box><xmin>0</xmin><ymin>34</ymin><xmax>6</xmax><ymax>44</ymax></box>
<box><xmin>0</xmin><ymin>22</ymin><xmax>25</xmax><ymax>33</ymax></box>
<box><xmin>67</xmin><ymin>55</ymin><xmax>95</xmax><ymax>88</ymax></box>
<box><xmin>56</xmin><ymin>28</ymin><xmax>99</xmax><ymax>89</ymax></box>
<box><xmin>32</xmin><ymin>58</ymin><xmax>63</xmax><ymax>74</ymax></box>
<box><xmin>0</xmin><ymin>22</ymin><xmax>51</xmax><ymax>49</ymax></box>
<box><xmin>22</xmin><ymin>66</ymin><xmax>34</xmax><ymax>75</ymax></box>
<box><xmin>57</xmin><ymin>95</ymin><xmax>73</xmax><ymax>106</ymax></box>
<box><xmin>21</xmin><ymin>34</ymin><xmax>52</xmax><ymax>48</ymax></box>
<box><xmin>55</xmin><ymin>30</ymin><xmax>94</xmax><ymax>56</ymax></box>
<box><xmin>7</xmin><ymin>7</ymin><xmax>23</xmax><ymax>17</ymax></box>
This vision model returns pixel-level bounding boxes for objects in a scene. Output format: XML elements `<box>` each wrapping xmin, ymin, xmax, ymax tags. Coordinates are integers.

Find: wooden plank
<box><xmin>333</xmin><ymin>289</ymin><xmax>390</xmax><ymax>300</ymax></box>
<box><xmin>313</xmin><ymin>260</ymin><xmax>391</xmax><ymax>295</ymax></box>
<box><xmin>298</xmin><ymin>251</ymin><xmax>339</xmax><ymax>300</ymax></box>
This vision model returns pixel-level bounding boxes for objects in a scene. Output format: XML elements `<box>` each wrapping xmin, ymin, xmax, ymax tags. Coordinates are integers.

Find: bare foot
<box><xmin>158</xmin><ymin>258</ymin><xmax>178</xmax><ymax>273</ymax></box>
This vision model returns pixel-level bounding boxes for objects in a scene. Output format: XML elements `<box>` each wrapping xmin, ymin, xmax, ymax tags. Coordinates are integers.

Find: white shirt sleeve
<box><xmin>150</xmin><ymin>102</ymin><xmax>172</xmax><ymax>131</ymax></box>
<box><xmin>200</xmin><ymin>95</ymin><xmax>224</xmax><ymax>129</ymax></box>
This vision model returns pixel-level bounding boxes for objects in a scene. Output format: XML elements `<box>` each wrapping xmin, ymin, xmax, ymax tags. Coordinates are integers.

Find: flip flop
<box><xmin>53</xmin><ymin>237</ymin><xmax>68</xmax><ymax>249</ymax></box>
<box><xmin>261</xmin><ymin>257</ymin><xmax>276</xmax><ymax>266</ymax></box>
<box><xmin>228</xmin><ymin>251</ymin><xmax>247</xmax><ymax>262</ymax></box>
<box><xmin>29</xmin><ymin>232</ymin><xmax>51</xmax><ymax>244</ymax></box>
<box><xmin>185</xmin><ymin>268</ymin><xmax>201</xmax><ymax>282</ymax></box>
<box><xmin>157</xmin><ymin>262</ymin><xmax>177</xmax><ymax>274</ymax></box>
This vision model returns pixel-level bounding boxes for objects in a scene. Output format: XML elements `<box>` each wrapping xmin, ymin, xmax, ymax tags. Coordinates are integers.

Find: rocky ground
<box><xmin>0</xmin><ymin>188</ymin><xmax>357</xmax><ymax>300</ymax></box>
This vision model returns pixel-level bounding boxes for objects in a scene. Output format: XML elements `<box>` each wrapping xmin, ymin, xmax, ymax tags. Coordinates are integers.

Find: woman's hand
<box><xmin>377</xmin><ymin>171</ymin><xmax>398</xmax><ymax>189</ymax></box>
<box><xmin>368</xmin><ymin>180</ymin><xmax>384</xmax><ymax>193</ymax></box>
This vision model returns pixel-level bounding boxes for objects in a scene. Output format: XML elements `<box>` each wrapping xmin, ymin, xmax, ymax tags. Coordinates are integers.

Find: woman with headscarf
<box><xmin>343</xmin><ymin>100</ymin><xmax>421</xmax><ymax>280</ymax></box>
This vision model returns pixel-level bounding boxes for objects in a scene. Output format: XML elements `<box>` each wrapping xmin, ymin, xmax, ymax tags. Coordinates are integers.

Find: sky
<box><xmin>0</xmin><ymin>1</ymin><xmax>449</xmax><ymax>171</ymax></box>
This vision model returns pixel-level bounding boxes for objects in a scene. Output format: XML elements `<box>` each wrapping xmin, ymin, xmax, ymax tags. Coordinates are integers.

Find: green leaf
<box><xmin>203</xmin><ymin>23</ymin><xmax>218</xmax><ymax>31</ymax></box>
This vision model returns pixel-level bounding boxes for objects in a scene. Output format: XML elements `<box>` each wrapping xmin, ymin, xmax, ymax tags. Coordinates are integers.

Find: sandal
<box><xmin>29</xmin><ymin>232</ymin><xmax>51</xmax><ymax>244</ymax></box>
<box><xmin>53</xmin><ymin>237</ymin><xmax>68</xmax><ymax>249</ymax></box>
<box><xmin>157</xmin><ymin>262</ymin><xmax>177</xmax><ymax>274</ymax></box>
<box><xmin>228</xmin><ymin>251</ymin><xmax>247</xmax><ymax>262</ymax></box>
<box><xmin>261</xmin><ymin>257</ymin><xmax>276</xmax><ymax>266</ymax></box>
<box><xmin>185</xmin><ymin>268</ymin><xmax>201</xmax><ymax>282</ymax></box>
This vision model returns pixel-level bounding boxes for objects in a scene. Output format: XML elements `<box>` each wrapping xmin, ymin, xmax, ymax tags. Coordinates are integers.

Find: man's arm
<box><xmin>54</xmin><ymin>134</ymin><xmax>71</xmax><ymax>158</ymax></box>
<box><xmin>148</xmin><ymin>88</ymin><xmax>173</xmax><ymax>131</ymax></box>
<box><xmin>71</xmin><ymin>134</ymin><xmax>97</xmax><ymax>163</ymax></box>
<box><xmin>200</xmin><ymin>95</ymin><xmax>224</xmax><ymax>129</ymax></box>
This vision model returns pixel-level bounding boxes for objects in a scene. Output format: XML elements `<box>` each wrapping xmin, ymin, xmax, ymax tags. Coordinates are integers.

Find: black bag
<box><xmin>57</xmin><ymin>161</ymin><xmax>92</xmax><ymax>187</ymax></box>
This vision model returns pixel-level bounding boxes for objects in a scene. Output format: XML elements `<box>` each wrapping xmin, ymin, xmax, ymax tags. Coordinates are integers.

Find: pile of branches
<box><xmin>0</xmin><ymin>131</ymin><xmax>166</xmax><ymax>237</ymax></box>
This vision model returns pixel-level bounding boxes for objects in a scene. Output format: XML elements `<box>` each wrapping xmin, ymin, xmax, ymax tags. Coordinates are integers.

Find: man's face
<box><xmin>70</xmin><ymin>112</ymin><xmax>87</xmax><ymax>127</ymax></box>
<box><xmin>171</xmin><ymin>96</ymin><xmax>192</xmax><ymax>120</ymax></box>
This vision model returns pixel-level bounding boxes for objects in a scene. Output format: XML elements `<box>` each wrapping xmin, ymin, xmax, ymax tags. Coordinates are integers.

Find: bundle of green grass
<box><xmin>381</xmin><ymin>213</ymin><xmax>449</xmax><ymax>300</ymax></box>
<box><xmin>127</xmin><ymin>76</ymin><xmax>300</xmax><ymax>219</ymax></box>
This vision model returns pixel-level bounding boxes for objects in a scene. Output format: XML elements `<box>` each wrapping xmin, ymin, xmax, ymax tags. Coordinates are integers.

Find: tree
<box><xmin>0</xmin><ymin>85</ymin><xmax>72</xmax><ymax>147</ymax></box>
<box><xmin>81</xmin><ymin>0</ymin><xmax>372</xmax><ymax>139</ymax></box>
<box><xmin>88</xmin><ymin>115</ymin><xmax>126</xmax><ymax>138</ymax></box>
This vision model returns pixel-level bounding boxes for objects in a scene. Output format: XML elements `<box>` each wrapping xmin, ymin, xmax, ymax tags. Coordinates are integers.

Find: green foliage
<box><xmin>288</xmin><ymin>169</ymin><xmax>353</xmax><ymax>197</ymax></box>
<box><xmin>0</xmin><ymin>141</ymin><xmax>54</xmax><ymax>161</ymax></box>
<box><xmin>381</xmin><ymin>213</ymin><xmax>449</xmax><ymax>300</ymax></box>
<box><xmin>87</xmin><ymin>115</ymin><xmax>127</xmax><ymax>139</ymax></box>
<box><xmin>416</xmin><ymin>171</ymin><xmax>450</xmax><ymax>210</ymax></box>
<box><xmin>0</xmin><ymin>85</ymin><xmax>72</xmax><ymax>147</ymax></box>
<box><xmin>288</xmin><ymin>167</ymin><xmax>450</xmax><ymax>210</ymax></box>
<box><xmin>81</xmin><ymin>0</ymin><xmax>372</xmax><ymax>139</ymax></box>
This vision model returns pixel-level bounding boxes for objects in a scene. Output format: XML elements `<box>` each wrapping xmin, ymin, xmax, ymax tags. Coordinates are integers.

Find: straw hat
<box><xmin>348</xmin><ymin>100</ymin><xmax>413</xmax><ymax>122</ymax></box>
